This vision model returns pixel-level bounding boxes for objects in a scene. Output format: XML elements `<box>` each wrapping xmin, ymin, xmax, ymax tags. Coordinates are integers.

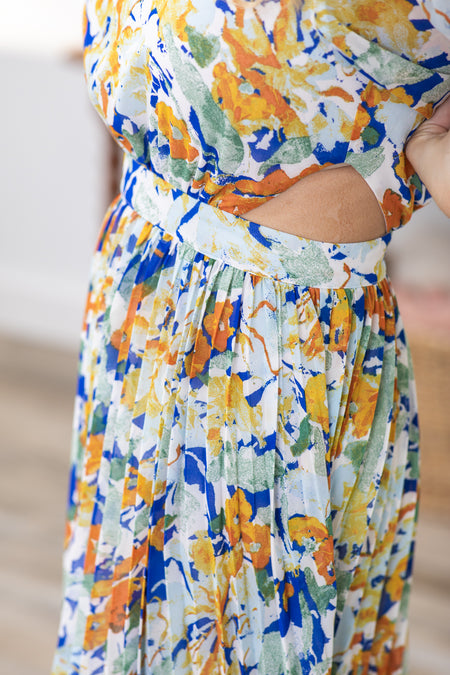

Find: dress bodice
<box><xmin>83</xmin><ymin>0</ymin><xmax>450</xmax><ymax>231</ymax></box>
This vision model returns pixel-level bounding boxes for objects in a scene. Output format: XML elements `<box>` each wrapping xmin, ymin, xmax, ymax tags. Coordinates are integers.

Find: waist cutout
<box><xmin>120</xmin><ymin>157</ymin><xmax>391</xmax><ymax>289</ymax></box>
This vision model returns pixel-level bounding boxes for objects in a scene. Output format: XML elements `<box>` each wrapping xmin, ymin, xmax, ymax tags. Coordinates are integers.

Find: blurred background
<box><xmin>0</xmin><ymin>2</ymin><xmax>449</xmax><ymax>673</ymax></box>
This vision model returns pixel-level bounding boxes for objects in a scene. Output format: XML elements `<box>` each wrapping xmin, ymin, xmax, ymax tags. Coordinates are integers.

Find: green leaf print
<box><xmin>356</xmin><ymin>41</ymin><xmax>434</xmax><ymax>86</ymax></box>
<box><xmin>122</xmin><ymin>126</ymin><xmax>147</xmax><ymax>162</ymax></box>
<box><xmin>343</xmin><ymin>440</ymin><xmax>367</xmax><ymax>472</ymax></box>
<box><xmin>167</xmin><ymin>156</ymin><xmax>199</xmax><ymax>182</ymax></box>
<box><xmin>206</xmin><ymin>451</ymin><xmax>225</xmax><ymax>484</ymax></box>
<box><xmin>210</xmin><ymin>350</ymin><xmax>236</xmax><ymax>370</ymax></box>
<box><xmin>291</xmin><ymin>414</ymin><xmax>312</xmax><ymax>456</ymax></box>
<box><xmin>160</xmin><ymin>426</ymin><xmax>171</xmax><ymax>459</ymax></box>
<box><xmin>336</xmin><ymin>568</ymin><xmax>353</xmax><ymax>612</ymax></box>
<box><xmin>304</xmin><ymin>568</ymin><xmax>336</xmax><ymax>614</ymax></box>
<box><xmin>399</xmin><ymin>579</ymin><xmax>412</xmax><ymax>616</ymax></box>
<box><xmin>152</xmin><ymin>657</ymin><xmax>174</xmax><ymax>675</ymax></box>
<box><xmin>345</xmin><ymin>147</ymin><xmax>384</xmax><ymax>178</ymax></box>
<box><xmin>275</xmin><ymin>241</ymin><xmax>334</xmax><ymax>288</ymax></box>
<box><xmin>396</xmin><ymin>361</ymin><xmax>410</xmax><ymax>395</ymax></box>
<box><xmin>163</xmin><ymin>26</ymin><xmax>244</xmax><ymax>174</ymax></box>
<box><xmin>326</xmin><ymin>513</ymin><xmax>334</xmax><ymax>538</ymax></box>
<box><xmin>361</xmin><ymin>125</ymin><xmax>380</xmax><ymax>146</ymax></box>
<box><xmin>313</xmin><ymin>427</ymin><xmax>328</xmax><ymax>476</ymax></box>
<box><xmin>410</xmin><ymin>172</ymin><xmax>424</xmax><ymax>194</ymax></box>
<box><xmin>299</xmin><ymin>591</ymin><xmax>313</xmax><ymax>654</ymax></box>
<box><xmin>91</xmin><ymin>404</ymin><xmax>107</xmax><ymax>435</ymax></box>
<box><xmin>110</xmin><ymin>457</ymin><xmax>127</xmax><ymax>481</ymax></box>
<box><xmin>236</xmin><ymin>446</ymin><xmax>278</xmax><ymax>492</ymax></box>
<box><xmin>259</xmin><ymin>631</ymin><xmax>284</xmax><ymax>675</ymax></box>
<box><xmin>256</xmin><ymin>568</ymin><xmax>276</xmax><ymax>604</ymax></box>
<box><xmin>274</xmin><ymin>451</ymin><xmax>286</xmax><ymax>480</ymax></box>
<box><xmin>116</xmin><ymin>637</ymin><xmax>141</xmax><ymax>674</ymax></box>
<box><xmin>210</xmin><ymin>508</ymin><xmax>226</xmax><ymax>534</ymax></box>
<box><xmin>287</xmin><ymin>643</ymin><xmax>305</xmax><ymax>675</ymax></box>
<box><xmin>136</xmin><ymin>506</ymin><xmax>151</xmax><ymax>533</ymax></box>
<box><xmin>408</xmin><ymin>448</ymin><xmax>420</xmax><ymax>480</ymax></box>
<box><xmin>164</xmin><ymin>514</ymin><xmax>178</xmax><ymax>528</ymax></box>
<box><xmin>197</xmin><ymin>370</ymin><xmax>210</xmax><ymax>386</ymax></box>
<box><xmin>82</xmin><ymin>573</ymin><xmax>95</xmax><ymax>594</ymax></box>
<box><xmin>185</xmin><ymin>26</ymin><xmax>220</xmax><ymax>68</ymax></box>
<box><xmin>125</xmin><ymin>125</ymin><xmax>198</xmax><ymax>185</ymax></box>
<box><xmin>174</xmin><ymin>477</ymin><xmax>201</xmax><ymax>523</ymax></box>
<box><xmin>358</xmin><ymin>343</ymin><xmax>396</xmax><ymax>492</ymax></box>
<box><xmin>260</xmin><ymin>136</ymin><xmax>312</xmax><ymax>174</ymax></box>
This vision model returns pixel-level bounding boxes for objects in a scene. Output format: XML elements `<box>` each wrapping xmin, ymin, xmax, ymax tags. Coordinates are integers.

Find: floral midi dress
<box><xmin>52</xmin><ymin>2</ymin><xmax>450</xmax><ymax>674</ymax></box>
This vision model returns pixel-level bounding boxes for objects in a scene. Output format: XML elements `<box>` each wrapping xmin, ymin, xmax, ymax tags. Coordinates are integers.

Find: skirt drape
<box><xmin>52</xmin><ymin>159</ymin><xmax>419</xmax><ymax>675</ymax></box>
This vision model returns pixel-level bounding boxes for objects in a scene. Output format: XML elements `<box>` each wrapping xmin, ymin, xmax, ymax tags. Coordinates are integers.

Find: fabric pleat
<box><xmin>50</xmin><ymin>1</ymin><xmax>449</xmax><ymax>670</ymax></box>
<box><xmin>52</xmin><ymin>190</ymin><xmax>418</xmax><ymax>675</ymax></box>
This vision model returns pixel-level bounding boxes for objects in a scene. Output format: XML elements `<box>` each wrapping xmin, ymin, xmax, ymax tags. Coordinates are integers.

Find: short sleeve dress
<box><xmin>52</xmin><ymin>2</ymin><xmax>450</xmax><ymax>674</ymax></box>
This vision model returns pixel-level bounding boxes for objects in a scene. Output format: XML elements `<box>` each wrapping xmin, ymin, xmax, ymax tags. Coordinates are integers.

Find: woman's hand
<box><xmin>406</xmin><ymin>95</ymin><xmax>450</xmax><ymax>217</ymax></box>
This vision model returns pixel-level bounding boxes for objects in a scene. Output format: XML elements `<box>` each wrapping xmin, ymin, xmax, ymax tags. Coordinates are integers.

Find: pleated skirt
<box><xmin>52</xmin><ymin>159</ymin><xmax>419</xmax><ymax>675</ymax></box>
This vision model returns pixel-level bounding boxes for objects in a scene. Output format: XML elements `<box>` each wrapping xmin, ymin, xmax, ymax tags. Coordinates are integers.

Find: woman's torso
<box><xmin>83</xmin><ymin>0</ymin><xmax>450</xmax><ymax>239</ymax></box>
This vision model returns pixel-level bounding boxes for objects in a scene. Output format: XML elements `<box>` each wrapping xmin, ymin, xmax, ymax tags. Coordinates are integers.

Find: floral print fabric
<box><xmin>82</xmin><ymin>0</ymin><xmax>449</xmax><ymax>230</ymax></box>
<box><xmin>53</xmin><ymin>168</ymin><xmax>418</xmax><ymax>674</ymax></box>
<box><xmin>52</xmin><ymin>1</ymin><xmax>448</xmax><ymax>674</ymax></box>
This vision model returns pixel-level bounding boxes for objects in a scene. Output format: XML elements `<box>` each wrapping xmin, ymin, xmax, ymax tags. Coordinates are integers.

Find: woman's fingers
<box><xmin>405</xmin><ymin>95</ymin><xmax>450</xmax><ymax>217</ymax></box>
<box><xmin>429</xmin><ymin>94</ymin><xmax>450</xmax><ymax>130</ymax></box>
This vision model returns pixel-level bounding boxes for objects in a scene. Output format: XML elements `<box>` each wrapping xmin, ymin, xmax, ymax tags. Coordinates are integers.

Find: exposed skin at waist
<box><xmin>243</xmin><ymin>165</ymin><xmax>386</xmax><ymax>243</ymax></box>
<box><xmin>246</xmin><ymin>96</ymin><xmax>450</xmax><ymax>245</ymax></box>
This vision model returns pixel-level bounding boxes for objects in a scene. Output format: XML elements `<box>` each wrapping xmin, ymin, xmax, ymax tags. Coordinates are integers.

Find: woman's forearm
<box><xmin>405</xmin><ymin>96</ymin><xmax>450</xmax><ymax>217</ymax></box>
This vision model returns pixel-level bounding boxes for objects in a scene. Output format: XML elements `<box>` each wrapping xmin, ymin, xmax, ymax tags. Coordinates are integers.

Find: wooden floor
<box><xmin>0</xmin><ymin>335</ymin><xmax>449</xmax><ymax>674</ymax></box>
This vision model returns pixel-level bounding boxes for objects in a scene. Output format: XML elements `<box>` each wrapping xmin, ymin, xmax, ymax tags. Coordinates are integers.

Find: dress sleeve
<box><xmin>316</xmin><ymin>0</ymin><xmax>450</xmax><ymax>83</ymax></box>
<box><xmin>422</xmin><ymin>2</ymin><xmax>450</xmax><ymax>123</ymax></box>
<box><xmin>404</xmin><ymin>0</ymin><xmax>450</xmax><ymax>209</ymax></box>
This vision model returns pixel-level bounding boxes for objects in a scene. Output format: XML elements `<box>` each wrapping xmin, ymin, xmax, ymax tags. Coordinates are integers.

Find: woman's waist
<box><xmin>120</xmin><ymin>157</ymin><xmax>390</xmax><ymax>289</ymax></box>
<box><xmin>241</xmin><ymin>164</ymin><xmax>387</xmax><ymax>243</ymax></box>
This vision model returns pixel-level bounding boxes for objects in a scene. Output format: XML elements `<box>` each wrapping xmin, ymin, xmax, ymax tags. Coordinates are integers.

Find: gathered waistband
<box><xmin>120</xmin><ymin>157</ymin><xmax>390</xmax><ymax>289</ymax></box>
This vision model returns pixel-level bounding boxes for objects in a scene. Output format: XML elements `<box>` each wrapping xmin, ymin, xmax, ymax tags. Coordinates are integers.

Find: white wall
<box><xmin>0</xmin><ymin>1</ymin><xmax>448</xmax><ymax>351</ymax></box>
<box><xmin>0</xmin><ymin>52</ymin><xmax>110</xmax><ymax>348</ymax></box>
<box><xmin>388</xmin><ymin>201</ymin><xmax>450</xmax><ymax>291</ymax></box>
<box><xmin>0</xmin><ymin>0</ymin><xmax>85</xmax><ymax>57</ymax></box>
